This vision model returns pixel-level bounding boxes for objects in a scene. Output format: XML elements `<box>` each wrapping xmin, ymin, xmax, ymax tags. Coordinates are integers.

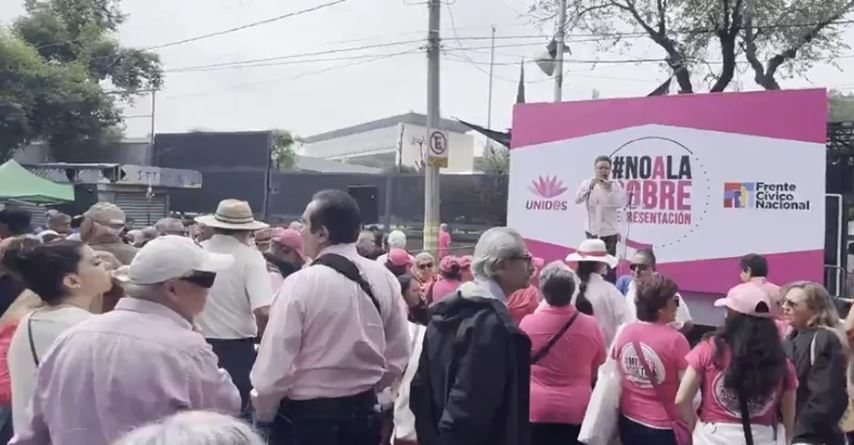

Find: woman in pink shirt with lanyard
<box><xmin>520</xmin><ymin>261</ymin><xmax>605</xmax><ymax>445</ymax></box>
<box><xmin>612</xmin><ymin>274</ymin><xmax>690</xmax><ymax>445</ymax></box>
<box><xmin>675</xmin><ymin>283</ymin><xmax>797</xmax><ymax>445</ymax></box>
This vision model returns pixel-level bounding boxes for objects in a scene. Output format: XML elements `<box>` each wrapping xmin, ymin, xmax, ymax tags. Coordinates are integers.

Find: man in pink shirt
<box><xmin>438</xmin><ymin>223</ymin><xmax>452</xmax><ymax>259</ymax></box>
<box><xmin>251</xmin><ymin>190</ymin><xmax>410</xmax><ymax>445</ymax></box>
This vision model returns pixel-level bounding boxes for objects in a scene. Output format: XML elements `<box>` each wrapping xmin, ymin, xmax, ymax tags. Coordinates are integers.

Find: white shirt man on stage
<box><xmin>576</xmin><ymin>156</ymin><xmax>627</xmax><ymax>283</ymax></box>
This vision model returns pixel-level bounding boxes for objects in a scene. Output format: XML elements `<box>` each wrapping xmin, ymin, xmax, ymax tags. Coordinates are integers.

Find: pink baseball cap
<box><xmin>439</xmin><ymin>255</ymin><xmax>461</xmax><ymax>274</ymax></box>
<box><xmin>273</xmin><ymin>228</ymin><xmax>304</xmax><ymax>260</ymax></box>
<box><xmin>459</xmin><ymin>255</ymin><xmax>473</xmax><ymax>269</ymax></box>
<box><xmin>387</xmin><ymin>248</ymin><xmax>412</xmax><ymax>267</ymax></box>
<box><xmin>714</xmin><ymin>283</ymin><xmax>775</xmax><ymax>318</ymax></box>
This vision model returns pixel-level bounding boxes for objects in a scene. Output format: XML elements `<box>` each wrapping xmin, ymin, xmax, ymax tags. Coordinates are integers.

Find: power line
<box><xmin>165</xmin><ymin>38</ymin><xmax>424</xmax><ymax>72</ymax></box>
<box><xmin>160</xmin><ymin>49</ymin><xmax>420</xmax><ymax>100</ymax></box>
<box><xmin>143</xmin><ymin>0</ymin><xmax>350</xmax><ymax>50</ymax></box>
<box><xmin>165</xmin><ymin>49</ymin><xmax>424</xmax><ymax>73</ymax></box>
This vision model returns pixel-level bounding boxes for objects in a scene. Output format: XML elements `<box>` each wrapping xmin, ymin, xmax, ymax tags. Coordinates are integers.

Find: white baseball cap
<box><xmin>122</xmin><ymin>235</ymin><xmax>234</xmax><ymax>285</ymax></box>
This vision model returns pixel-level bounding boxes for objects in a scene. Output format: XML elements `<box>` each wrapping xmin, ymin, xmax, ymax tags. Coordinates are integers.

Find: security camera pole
<box><xmin>423</xmin><ymin>0</ymin><xmax>441</xmax><ymax>254</ymax></box>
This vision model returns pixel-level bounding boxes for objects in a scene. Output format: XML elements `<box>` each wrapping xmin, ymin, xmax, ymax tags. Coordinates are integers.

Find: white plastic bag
<box><xmin>578</xmin><ymin>356</ymin><xmax>622</xmax><ymax>445</ymax></box>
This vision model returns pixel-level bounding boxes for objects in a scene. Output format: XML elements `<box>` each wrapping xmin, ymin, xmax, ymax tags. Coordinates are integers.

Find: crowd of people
<box><xmin>0</xmin><ymin>190</ymin><xmax>852</xmax><ymax>445</ymax></box>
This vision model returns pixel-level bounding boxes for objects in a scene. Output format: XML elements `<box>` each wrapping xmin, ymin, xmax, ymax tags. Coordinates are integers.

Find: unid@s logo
<box><xmin>526</xmin><ymin>175</ymin><xmax>568</xmax><ymax>211</ymax></box>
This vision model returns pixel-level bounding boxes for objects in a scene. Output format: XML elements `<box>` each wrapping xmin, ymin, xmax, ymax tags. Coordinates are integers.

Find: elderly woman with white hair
<box><xmin>114</xmin><ymin>411</ymin><xmax>264</xmax><ymax>445</ymax></box>
<box><xmin>520</xmin><ymin>261</ymin><xmax>606</xmax><ymax>445</ymax></box>
<box><xmin>410</xmin><ymin>227</ymin><xmax>533</xmax><ymax>445</ymax></box>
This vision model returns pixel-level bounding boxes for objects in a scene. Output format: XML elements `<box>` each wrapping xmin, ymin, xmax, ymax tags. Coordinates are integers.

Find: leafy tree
<box><xmin>0</xmin><ymin>0</ymin><xmax>162</xmax><ymax>161</ymax></box>
<box><xmin>529</xmin><ymin>0</ymin><xmax>854</xmax><ymax>92</ymax></box>
<box><xmin>0</xmin><ymin>31</ymin><xmax>43</xmax><ymax>159</ymax></box>
<box><xmin>830</xmin><ymin>90</ymin><xmax>854</xmax><ymax>122</ymax></box>
<box><xmin>480</xmin><ymin>144</ymin><xmax>511</xmax><ymax>176</ymax></box>
<box><xmin>272</xmin><ymin>130</ymin><xmax>301</xmax><ymax>171</ymax></box>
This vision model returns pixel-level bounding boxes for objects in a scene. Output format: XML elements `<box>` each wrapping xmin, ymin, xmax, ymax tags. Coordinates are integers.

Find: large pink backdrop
<box><xmin>509</xmin><ymin>90</ymin><xmax>827</xmax><ymax>295</ymax></box>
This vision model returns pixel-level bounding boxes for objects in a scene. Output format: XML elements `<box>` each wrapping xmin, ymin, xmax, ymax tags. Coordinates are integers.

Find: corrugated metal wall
<box><xmin>113</xmin><ymin>193</ymin><xmax>168</xmax><ymax>228</ymax></box>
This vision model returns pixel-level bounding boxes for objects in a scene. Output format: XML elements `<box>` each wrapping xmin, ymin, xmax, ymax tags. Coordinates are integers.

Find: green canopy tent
<box><xmin>0</xmin><ymin>160</ymin><xmax>74</xmax><ymax>203</ymax></box>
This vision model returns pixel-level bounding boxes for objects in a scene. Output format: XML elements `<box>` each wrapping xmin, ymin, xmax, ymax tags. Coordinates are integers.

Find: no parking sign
<box><xmin>426</xmin><ymin>130</ymin><xmax>449</xmax><ymax>168</ymax></box>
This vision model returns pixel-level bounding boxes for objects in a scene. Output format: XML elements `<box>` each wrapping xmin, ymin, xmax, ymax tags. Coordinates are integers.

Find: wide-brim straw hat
<box><xmin>565</xmin><ymin>238</ymin><xmax>618</xmax><ymax>268</ymax></box>
<box><xmin>195</xmin><ymin>199</ymin><xmax>269</xmax><ymax>231</ymax></box>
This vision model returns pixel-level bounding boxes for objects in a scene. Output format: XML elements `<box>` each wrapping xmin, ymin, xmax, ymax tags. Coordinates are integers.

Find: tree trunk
<box><xmin>711</xmin><ymin>35</ymin><xmax>737</xmax><ymax>92</ymax></box>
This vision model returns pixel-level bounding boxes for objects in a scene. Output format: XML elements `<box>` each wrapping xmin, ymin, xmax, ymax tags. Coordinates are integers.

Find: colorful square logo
<box><xmin>723</xmin><ymin>182</ymin><xmax>755</xmax><ymax>208</ymax></box>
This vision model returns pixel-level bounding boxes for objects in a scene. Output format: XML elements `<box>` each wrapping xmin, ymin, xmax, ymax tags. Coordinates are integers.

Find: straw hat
<box><xmin>565</xmin><ymin>238</ymin><xmax>618</xmax><ymax>268</ymax></box>
<box><xmin>194</xmin><ymin>199</ymin><xmax>269</xmax><ymax>231</ymax></box>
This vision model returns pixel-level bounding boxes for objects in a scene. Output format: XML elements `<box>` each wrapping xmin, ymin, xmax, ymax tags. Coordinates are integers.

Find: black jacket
<box><xmin>785</xmin><ymin>327</ymin><xmax>848</xmax><ymax>445</ymax></box>
<box><xmin>410</xmin><ymin>290</ymin><xmax>532</xmax><ymax>445</ymax></box>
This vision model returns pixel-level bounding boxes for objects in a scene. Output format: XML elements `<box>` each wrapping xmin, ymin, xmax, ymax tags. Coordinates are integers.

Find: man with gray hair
<box><xmin>114</xmin><ymin>411</ymin><xmax>264</xmax><ymax>445</ymax></box>
<box><xmin>410</xmin><ymin>227</ymin><xmax>533</xmax><ymax>445</ymax></box>
<box><xmin>11</xmin><ymin>236</ymin><xmax>240</xmax><ymax>445</ymax></box>
<box><xmin>154</xmin><ymin>217</ymin><xmax>187</xmax><ymax>237</ymax></box>
<box><xmin>376</xmin><ymin>229</ymin><xmax>409</xmax><ymax>264</ymax></box>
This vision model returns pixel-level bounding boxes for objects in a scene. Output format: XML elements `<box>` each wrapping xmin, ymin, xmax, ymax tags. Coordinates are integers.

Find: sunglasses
<box><xmin>180</xmin><ymin>271</ymin><xmax>217</xmax><ymax>289</ymax></box>
<box><xmin>630</xmin><ymin>263</ymin><xmax>650</xmax><ymax>272</ymax></box>
<box><xmin>418</xmin><ymin>263</ymin><xmax>434</xmax><ymax>270</ymax></box>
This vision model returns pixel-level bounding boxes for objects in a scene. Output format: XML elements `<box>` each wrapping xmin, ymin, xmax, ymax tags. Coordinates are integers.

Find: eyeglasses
<box><xmin>418</xmin><ymin>263</ymin><xmax>434</xmax><ymax>270</ymax></box>
<box><xmin>630</xmin><ymin>263</ymin><xmax>650</xmax><ymax>272</ymax></box>
<box><xmin>180</xmin><ymin>271</ymin><xmax>217</xmax><ymax>289</ymax></box>
<box><xmin>510</xmin><ymin>254</ymin><xmax>533</xmax><ymax>263</ymax></box>
<box><xmin>673</xmin><ymin>296</ymin><xmax>680</xmax><ymax>307</ymax></box>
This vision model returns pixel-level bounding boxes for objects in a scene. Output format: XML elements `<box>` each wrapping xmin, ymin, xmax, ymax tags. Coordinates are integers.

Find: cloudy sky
<box><xmin>3</xmin><ymin>0</ymin><xmax>854</xmax><ymax>139</ymax></box>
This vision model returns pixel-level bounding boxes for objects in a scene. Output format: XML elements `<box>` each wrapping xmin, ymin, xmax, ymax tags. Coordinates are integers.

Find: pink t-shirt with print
<box><xmin>613</xmin><ymin>322</ymin><xmax>691</xmax><ymax>428</ymax></box>
<box><xmin>686</xmin><ymin>339</ymin><xmax>798</xmax><ymax>426</ymax></box>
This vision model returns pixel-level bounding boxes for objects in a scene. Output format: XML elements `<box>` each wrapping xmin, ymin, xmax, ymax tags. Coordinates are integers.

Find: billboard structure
<box><xmin>509</xmin><ymin>89</ymin><xmax>827</xmax><ymax>295</ymax></box>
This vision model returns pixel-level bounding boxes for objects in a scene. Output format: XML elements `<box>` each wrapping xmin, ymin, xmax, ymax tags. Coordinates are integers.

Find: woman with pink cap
<box><xmin>675</xmin><ymin>283</ymin><xmax>797</xmax><ymax>445</ymax></box>
<box><xmin>425</xmin><ymin>256</ymin><xmax>464</xmax><ymax>304</ymax></box>
<box><xmin>384</xmin><ymin>248</ymin><xmax>413</xmax><ymax>277</ymax></box>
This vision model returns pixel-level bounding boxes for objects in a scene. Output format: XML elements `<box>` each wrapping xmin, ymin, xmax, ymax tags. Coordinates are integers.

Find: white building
<box><xmin>302</xmin><ymin>112</ymin><xmax>475</xmax><ymax>173</ymax></box>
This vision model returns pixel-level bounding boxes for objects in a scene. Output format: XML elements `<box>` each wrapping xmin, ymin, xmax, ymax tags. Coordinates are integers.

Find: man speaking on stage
<box><xmin>575</xmin><ymin>155</ymin><xmax>627</xmax><ymax>282</ymax></box>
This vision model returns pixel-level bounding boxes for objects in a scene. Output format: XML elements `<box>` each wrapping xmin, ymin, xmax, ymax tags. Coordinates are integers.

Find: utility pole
<box><xmin>554</xmin><ymin>0</ymin><xmax>567</xmax><ymax>102</ymax></box>
<box><xmin>423</xmin><ymin>0</ymin><xmax>441</xmax><ymax>254</ymax></box>
<box><xmin>487</xmin><ymin>25</ymin><xmax>496</xmax><ymax>129</ymax></box>
<box><xmin>149</xmin><ymin>90</ymin><xmax>157</xmax><ymax>164</ymax></box>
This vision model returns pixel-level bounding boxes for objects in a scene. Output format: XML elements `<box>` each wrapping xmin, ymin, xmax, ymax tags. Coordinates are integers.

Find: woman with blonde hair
<box><xmin>782</xmin><ymin>281</ymin><xmax>848</xmax><ymax>445</ymax></box>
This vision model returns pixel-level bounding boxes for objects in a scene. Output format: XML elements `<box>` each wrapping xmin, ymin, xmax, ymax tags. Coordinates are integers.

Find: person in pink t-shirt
<box><xmin>438</xmin><ymin>223</ymin><xmax>452</xmax><ymax>259</ymax></box>
<box><xmin>612</xmin><ymin>275</ymin><xmax>690</xmax><ymax>445</ymax></box>
<box><xmin>521</xmin><ymin>262</ymin><xmax>605</xmax><ymax>445</ymax></box>
<box><xmin>676</xmin><ymin>283</ymin><xmax>797</xmax><ymax>445</ymax></box>
<box><xmin>427</xmin><ymin>255</ymin><xmax>463</xmax><ymax>304</ymax></box>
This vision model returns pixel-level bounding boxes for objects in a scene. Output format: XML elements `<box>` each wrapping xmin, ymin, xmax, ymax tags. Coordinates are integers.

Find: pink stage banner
<box><xmin>508</xmin><ymin>89</ymin><xmax>827</xmax><ymax>295</ymax></box>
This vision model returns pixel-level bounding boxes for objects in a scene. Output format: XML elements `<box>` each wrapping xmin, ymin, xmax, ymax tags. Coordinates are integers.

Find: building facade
<box><xmin>303</xmin><ymin>112</ymin><xmax>475</xmax><ymax>173</ymax></box>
